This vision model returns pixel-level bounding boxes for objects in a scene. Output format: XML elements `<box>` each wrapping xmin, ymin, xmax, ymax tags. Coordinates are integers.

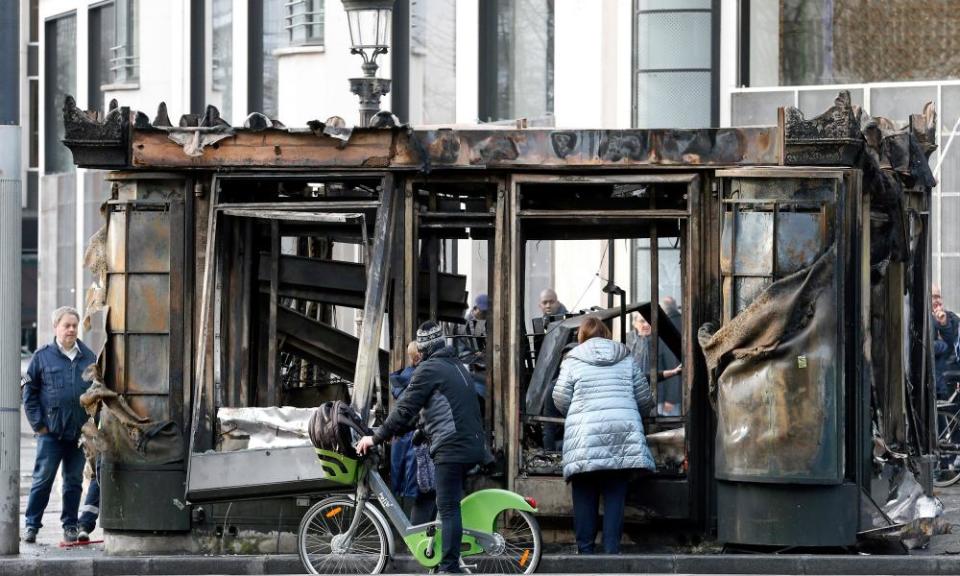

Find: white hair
<box><xmin>51</xmin><ymin>306</ymin><xmax>80</xmax><ymax>327</ymax></box>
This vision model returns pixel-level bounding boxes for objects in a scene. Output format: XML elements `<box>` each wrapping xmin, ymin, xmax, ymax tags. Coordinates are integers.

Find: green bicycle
<box><xmin>299</xmin><ymin>448</ymin><xmax>542</xmax><ymax>574</ymax></box>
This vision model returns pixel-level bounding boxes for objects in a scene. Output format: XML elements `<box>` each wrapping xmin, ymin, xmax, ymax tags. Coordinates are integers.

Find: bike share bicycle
<box><xmin>935</xmin><ymin>371</ymin><xmax>960</xmax><ymax>487</ymax></box>
<box><xmin>299</xmin><ymin>401</ymin><xmax>542</xmax><ymax>574</ymax></box>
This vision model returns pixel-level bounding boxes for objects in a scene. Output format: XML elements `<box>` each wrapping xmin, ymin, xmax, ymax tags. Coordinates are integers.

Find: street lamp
<box><xmin>342</xmin><ymin>0</ymin><xmax>394</xmax><ymax>127</ymax></box>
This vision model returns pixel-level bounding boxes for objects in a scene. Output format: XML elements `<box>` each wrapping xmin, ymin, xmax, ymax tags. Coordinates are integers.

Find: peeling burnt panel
<box><xmin>62</xmin><ymin>95</ymin><xmax>131</xmax><ymax>168</ymax></box>
<box><xmin>783</xmin><ymin>90</ymin><xmax>864</xmax><ymax>165</ymax></box>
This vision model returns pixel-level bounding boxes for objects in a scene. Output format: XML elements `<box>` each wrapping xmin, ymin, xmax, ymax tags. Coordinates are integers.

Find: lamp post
<box><xmin>342</xmin><ymin>0</ymin><xmax>394</xmax><ymax>127</ymax></box>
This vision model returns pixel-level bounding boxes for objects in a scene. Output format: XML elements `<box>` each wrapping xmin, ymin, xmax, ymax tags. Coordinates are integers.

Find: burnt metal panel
<box><xmin>718</xmin><ymin>481</ymin><xmax>859</xmax><ymax>546</ymax></box>
<box><xmin>777</xmin><ymin>212</ymin><xmax>823</xmax><ymax>274</ymax></box>
<box><xmin>106</xmin><ymin>210</ymin><xmax>126</xmax><ymax>272</ymax></box>
<box><xmin>126</xmin><ymin>274</ymin><xmax>170</xmax><ymax>333</ymax></box>
<box><xmin>127</xmin><ymin>210</ymin><xmax>171</xmax><ymax>273</ymax></box>
<box><xmin>107</xmin><ymin>333</ymin><xmax>126</xmax><ymax>393</ymax></box>
<box><xmin>125</xmin><ymin>334</ymin><xmax>171</xmax><ymax>394</ymax></box>
<box><xmin>720</xmin><ymin>211</ymin><xmax>773</xmax><ymax>276</ymax></box>
<box><xmin>100</xmin><ymin>461</ymin><xmax>190</xmax><ymax>531</ymax></box>
<box><xmin>186</xmin><ymin>445</ymin><xmax>338</xmax><ymax>502</ymax></box>
<box><xmin>125</xmin><ymin>395</ymin><xmax>170</xmax><ymax>423</ymax></box>
<box><xmin>105</xmin><ymin>275</ymin><xmax>126</xmax><ymax>332</ymax></box>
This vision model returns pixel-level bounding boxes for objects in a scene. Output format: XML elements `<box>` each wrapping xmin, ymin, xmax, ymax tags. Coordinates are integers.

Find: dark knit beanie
<box><xmin>416</xmin><ymin>320</ymin><xmax>445</xmax><ymax>357</ymax></box>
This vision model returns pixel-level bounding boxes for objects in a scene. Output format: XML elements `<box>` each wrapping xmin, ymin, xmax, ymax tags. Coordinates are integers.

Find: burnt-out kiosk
<box><xmin>63</xmin><ymin>91</ymin><xmax>937</xmax><ymax>552</ymax></box>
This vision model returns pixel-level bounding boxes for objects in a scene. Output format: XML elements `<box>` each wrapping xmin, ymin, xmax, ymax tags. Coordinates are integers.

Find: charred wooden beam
<box><xmin>275</xmin><ymin>306</ymin><xmax>388</xmax><ymax>385</ymax></box>
<box><xmin>352</xmin><ymin>175</ymin><xmax>399</xmax><ymax>421</ymax></box>
<box><xmin>256</xmin><ymin>253</ymin><xmax>468</xmax><ymax>322</ymax></box>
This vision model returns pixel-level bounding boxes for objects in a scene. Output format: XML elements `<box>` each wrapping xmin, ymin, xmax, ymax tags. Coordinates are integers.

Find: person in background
<box><xmin>22</xmin><ymin>306</ymin><xmax>96</xmax><ymax>544</ymax></box>
<box><xmin>389</xmin><ymin>341</ymin><xmax>436</xmax><ymax>525</ymax></box>
<box><xmin>457</xmin><ymin>294</ymin><xmax>489</xmax><ymax>356</ymax></box>
<box><xmin>932</xmin><ymin>284</ymin><xmax>960</xmax><ymax>398</ymax></box>
<box><xmin>357</xmin><ymin>321</ymin><xmax>488</xmax><ymax>573</ymax></box>
<box><xmin>626</xmin><ymin>313</ymin><xmax>682</xmax><ymax>416</ymax></box>
<box><xmin>661</xmin><ymin>296</ymin><xmax>682</xmax><ymax>332</ymax></box>
<box><xmin>539</xmin><ymin>288</ymin><xmax>569</xmax><ymax>317</ymax></box>
<box><xmin>553</xmin><ymin>316</ymin><xmax>655</xmax><ymax>554</ymax></box>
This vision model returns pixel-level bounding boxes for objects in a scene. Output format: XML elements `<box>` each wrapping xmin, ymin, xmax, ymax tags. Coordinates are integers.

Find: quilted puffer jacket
<box><xmin>552</xmin><ymin>337</ymin><xmax>656</xmax><ymax>479</ymax></box>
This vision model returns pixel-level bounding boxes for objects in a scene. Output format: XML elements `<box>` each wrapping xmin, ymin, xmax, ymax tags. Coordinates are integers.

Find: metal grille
<box><xmin>285</xmin><ymin>0</ymin><xmax>324</xmax><ymax>46</ymax></box>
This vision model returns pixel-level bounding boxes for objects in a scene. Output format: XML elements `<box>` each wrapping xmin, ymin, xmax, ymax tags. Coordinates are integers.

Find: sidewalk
<box><xmin>6</xmin><ymin>552</ymin><xmax>960</xmax><ymax>576</ymax></box>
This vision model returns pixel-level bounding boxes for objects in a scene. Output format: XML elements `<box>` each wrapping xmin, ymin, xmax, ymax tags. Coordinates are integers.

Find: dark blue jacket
<box><xmin>376</xmin><ymin>346</ymin><xmax>486</xmax><ymax>465</ymax></box>
<box><xmin>23</xmin><ymin>339</ymin><xmax>96</xmax><ymax>440</ymax></box>
<box><xmin>389</xmin><ymin>366</ymin><xmax>418</xmax><ymax>499</ymax></box>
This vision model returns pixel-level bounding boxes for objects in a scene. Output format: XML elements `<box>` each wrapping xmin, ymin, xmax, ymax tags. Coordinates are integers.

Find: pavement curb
<box><xmin>4</xmin><ymin>553</ymin><xmax>960</xmax><ymax>575</ymax></box>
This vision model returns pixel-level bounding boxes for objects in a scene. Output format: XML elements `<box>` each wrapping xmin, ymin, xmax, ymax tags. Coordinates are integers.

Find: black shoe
<box><xmin>63</xmin><ymin>526</ymin><xmax>79</xmax><ymax>543</ymax></box>
<box><xmin>77</xmin><ymin>528</ymin><xmax>91</xmax><ymax>542</ymax></box>
<box><xmin>23</xmin><ymin>527</ymin><xmax>38</xmax><ymax>543</ymax></box>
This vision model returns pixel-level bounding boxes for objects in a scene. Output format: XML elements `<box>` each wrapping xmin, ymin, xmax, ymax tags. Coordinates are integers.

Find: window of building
<box><xmin>249</xmin><ymin>0</ymin><xmax>284</xmax><ymax>117</ymax></box>
<box><xmin>407</xmin><ymin>0</ymin><xmax>456</xmax><ymax>124</ymax></box>
<box><xmin>44</xmin><ymin>12</ymin><xmax>77</xmax><ymax>175</ymax></box>
<box><xmin>634</xmin><ymin>0</ymin><xmax>715</xmax><ymax>128</ymax></box>
<box><xmin>111</xmin><ymin>0</ymin><xmax>138</xmax><ymax>84</ymax></box>
<box><xmin>209</xmin><ymin>0</ymin><xmax>233</xmax><ymax>121</ymax></box>
<box><xmin>286</xmin><ymin>0</ymin><xmax>324</xmax><ymax>46</ymax></box>
<box><xmin>742</xmin><ymin>0</ymin><xmax>960</xmax><ymax>88</ymax></box>
<box><xmin>479</xmin><ymin>0</ymin><xmax>554</xmax><ymax>123</ymax></box>
<box><xmin>89</xmin><ymin>1</ymin><xmax>116</xmax><ymax>112</ymax></box>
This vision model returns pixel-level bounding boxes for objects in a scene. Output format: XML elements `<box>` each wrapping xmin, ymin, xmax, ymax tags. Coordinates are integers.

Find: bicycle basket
<box><xmin>308</xmin><ymin>400</ymin><xmax>372</xmax><ymax>459</ymax></box>
<box><xmin>315</xmin><ymin>449</ymin><xmax>359</xmax><ymax>485</ymax></box>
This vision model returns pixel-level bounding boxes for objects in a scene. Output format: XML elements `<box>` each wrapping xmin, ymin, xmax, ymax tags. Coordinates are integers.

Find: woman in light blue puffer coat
<box><xmin>552</xmin><ymin>315</ymin><xmax>655</xmax><ymax>554</ymax></box>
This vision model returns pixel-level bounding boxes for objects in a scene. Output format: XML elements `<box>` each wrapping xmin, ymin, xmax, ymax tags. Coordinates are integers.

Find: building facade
<box><xmin>27</xmin><ymin>0</ymin><xmax>960</xmax><ymax>350</ymax></box>
<box><xmin>720</xmin><ymin>0</ymin><xmax>960</xmax><ymax>308</ymax></box>
<box><xmin>27</xmin><ymin>0</ymin><xmax>721</xmax><ymax>348</ymax></box>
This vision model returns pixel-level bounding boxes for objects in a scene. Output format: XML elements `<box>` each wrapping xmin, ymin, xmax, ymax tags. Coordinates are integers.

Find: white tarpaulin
<box><xmin>217</xmin><ymin>406</ymin><xmax>316</xmax><ymax>450</ymax></box>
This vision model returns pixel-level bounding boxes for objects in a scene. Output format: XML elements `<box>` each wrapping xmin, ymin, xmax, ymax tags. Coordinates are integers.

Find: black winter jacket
<box><xmin>374</xmin><ymin>346</ymin><xmax>486</xmax><ymax>465</ymax></box>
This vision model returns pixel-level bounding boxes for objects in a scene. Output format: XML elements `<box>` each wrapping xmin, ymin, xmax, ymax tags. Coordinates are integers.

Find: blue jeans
<box><xmin>24</xmin><ymin>434</ymin><xmax>85</xmax><ymax>530</ymax></box>
<box><xmin>571</xmin><ymin>470</ymin><xmax>629</xmax><ymax>554</ymax></box>
<box><xmin>79</xmin><ymin>457</ymin><xmax>101</xmax><ymax>532</ymax></box>
<box><xmin>435</xmin><ymin>462</ymin><xmax>470</xmax><ymax>573</ymax></box>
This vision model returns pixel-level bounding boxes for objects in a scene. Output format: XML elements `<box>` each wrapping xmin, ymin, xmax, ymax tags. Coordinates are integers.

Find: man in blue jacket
<box><xmin>22</xmin><ymin>306</ymin><xmax>96</xmax><ymax>544</ymax></box>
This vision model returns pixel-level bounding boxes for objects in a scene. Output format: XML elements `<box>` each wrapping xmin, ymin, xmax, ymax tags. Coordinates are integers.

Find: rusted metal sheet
<box><xmin>396</xmin><ymin>127</ymin><xmax>780</xmax><ymax>168</ymax></box>
<box><xmin>126</xmin><ymin>275</ymin><xmax>170</xmax><ymax>333</ymax></box>
<box><xmin>127</xmin><ymin>210</ymin><xmax>171</xmax><ymax>273</ymax></box>
<box><xmin>124</xmin><ymin>334</ymin><xmax>171</xmax><ymax>395</ymax></box>
<box><xmin>106</xmin><ymin>211</ymin><xmax>126</xmax><ymax>272</ymax></box>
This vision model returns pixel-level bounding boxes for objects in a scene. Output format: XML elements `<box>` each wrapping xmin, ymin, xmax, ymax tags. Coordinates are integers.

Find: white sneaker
<box><xmin>77</xmin><ymin>529</ymin><xmax>90</xmax><ymax>543</ymax></box>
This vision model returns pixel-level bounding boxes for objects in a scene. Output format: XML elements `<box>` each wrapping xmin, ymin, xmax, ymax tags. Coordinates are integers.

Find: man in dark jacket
<box><xmin>932</xmin><ymin>284</ymin><xmax>960</xmax><ymax>397</ymax></box>
<box><xmin>357</xmin><ymin>321</ymin><xmax>486</xmax><ymax>574</ymax></box>
<box><xmin>22</xmin><ymin>306</ymin><xmax>96</xmax><ymax>544</ymax></box>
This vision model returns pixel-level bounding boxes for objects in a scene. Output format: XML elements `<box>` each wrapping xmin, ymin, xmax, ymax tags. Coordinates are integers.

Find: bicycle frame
<box><xmin>339</xmin><ymin>457</ymin><xmax>537</xmax><ymax>569</ymax></box>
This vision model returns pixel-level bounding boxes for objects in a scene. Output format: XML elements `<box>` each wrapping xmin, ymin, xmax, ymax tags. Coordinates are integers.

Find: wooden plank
<box><xmin>131</xmin><ymin>130</ymin><xmax>397</xmax><ymax>169</ymax></box>
<box><xmin>352</xmin><ymin>174</ymin><xmax>398</xmax><ymax>422</ymax></box>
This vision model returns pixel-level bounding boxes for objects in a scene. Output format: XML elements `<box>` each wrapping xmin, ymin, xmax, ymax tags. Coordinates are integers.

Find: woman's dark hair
<box><xmin>578</xmin><ymin>315</ymin><xmax>611</xmax><ymax>343</ymax></box>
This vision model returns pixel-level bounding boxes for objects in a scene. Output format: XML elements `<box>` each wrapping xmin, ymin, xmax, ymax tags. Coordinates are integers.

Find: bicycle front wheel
<box><xmin>936</xmin><ymin>409</ymin><xmax>960</xmax><ymax>488</ymax></box>
<box><xmin>298</xmin><ymin>498</ymin><xmax>389</xmax><ymax>575</ymax></box>
<box><xmin>468</xmin><ymin>509</ymin><xmax>542</xmax><ymax>574</ymax></box>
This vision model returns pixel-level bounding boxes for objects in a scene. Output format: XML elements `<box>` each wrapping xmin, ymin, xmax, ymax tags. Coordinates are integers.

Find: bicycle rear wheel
<box><xmin>935</xmin><ymin>409</ymin><xmax>960</xmax><ymax>488</ymax></box>
<box><xmin>298</xmin><ymin>498</ymin><xmax>389</xmax><ymax>575</ymax></box>
<box><xmin>467</xmin><ymin>510</ymin><xmax>542</xmax><ymax>574</ymax></box>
